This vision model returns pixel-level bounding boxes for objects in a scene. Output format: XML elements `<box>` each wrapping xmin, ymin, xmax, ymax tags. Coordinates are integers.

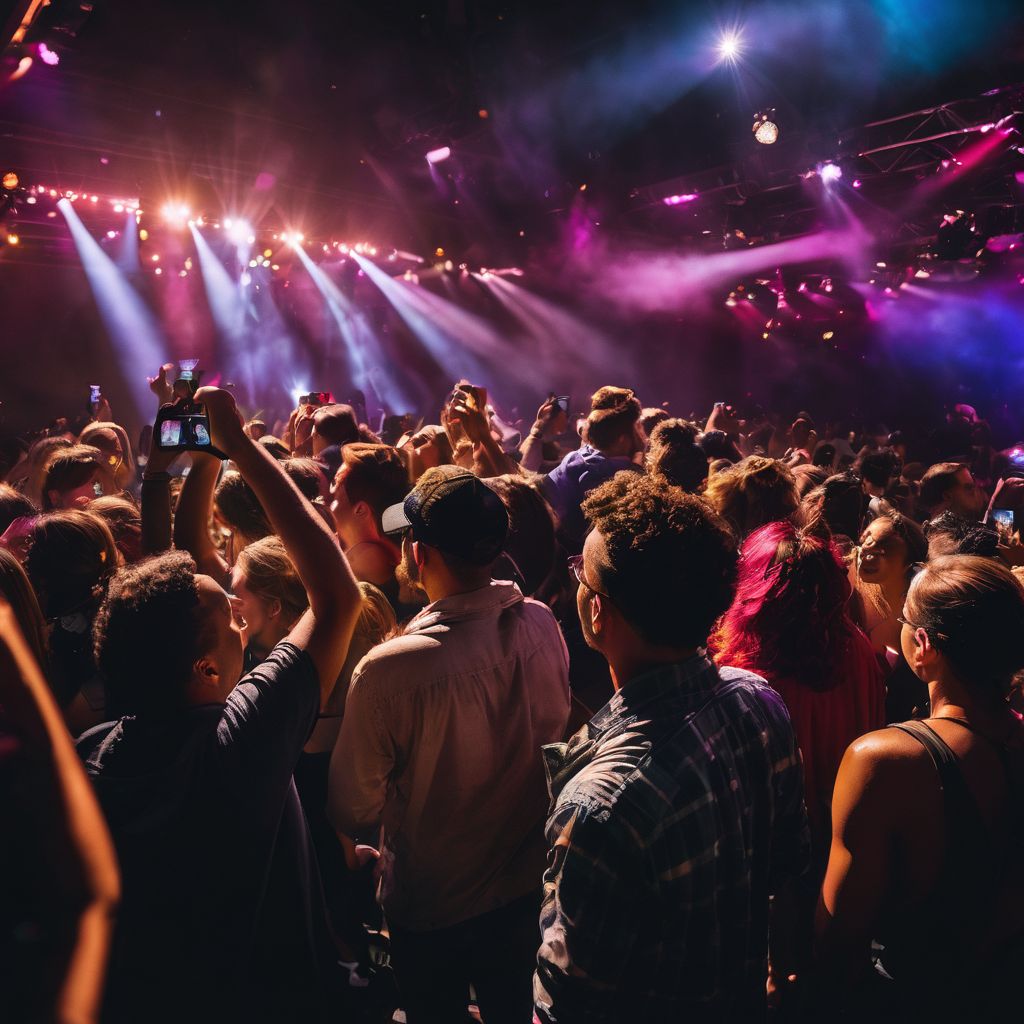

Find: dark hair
<box><xmin>283</xmin><ymin>457</ymin><xmax>327</xmax><ymax>502</ymax></box>
<box><xmin>312</xmin><ymin>404</ymin><xmax>359</xmax><ymax>448</ymax></box>
<box><xmin>41</xmin><ymin>444</ymin><xmax>103</xmax><ymax>510</ymax></box>
<box><xmin>582</xmin><ymin>473</ymin><xmax>737</xmax><ymax>648</ymax></box>
<box><xmin>339</xmin><ymin>443</ymin><xmax>410</xmax><ymax>523</ymax></box>
<box><xmin>812</xmin><ymin>443</ymin><xmax>837</xmax><ymax>469</ymax></box>
<box><xmin>647</xmin><ymin>418</ymin><xmax>706</xmax><ymax>492</ymax></box>
<box><xmin>905</xmin><ymin>555</ymin><xmax>1024</xmax><ymax>699</ymax></box>
<box><xmin>800</xmin><ymin>472</ymin><xmax>865</xmax><ymax>542</ymax></box>
<box><xmin>258</xmin><ymin>435</ymin><xmax>290</xmax><ymax>460</ymax></box>
<box><xmin>214</xmin><ymin>470</ymin><xmax>271</xmax><ymax>542</ymax></box>
<box><xmin>919</xmin><ymin>462</ymin><xmax>967</xmax><ymax>511</ymax></box>
<box><xmin>0</xmin><ymin>483</ymin><xmax>37</xmax><ymax>535</ymax></box>
<box><xmin>712</xmin><ymin>522</ymin><xmax>860</xmax><ymax>690</ymax></box>
<box><xmin>94</xmin><ymin>551</ymin><xmax>216</xmax><ymax>716</ymax></box>
<box><xmin>640</xmin><ymin>407</ymin><xmax>670</xmax><ymax>436</ymax></box>
<box><xmin>24</xmin><ymin>509</ymin><xmax>119</xmax><ymax>619</ymax></box>
<box><xmin>485</xmin><ymin>474</ymin><xmax>556</xmax><ymax>596</ymax></box>
<box><xmin>854</xmin><ymin>448</ymin><xmax>901</xmax><ymax>490</ymax></box>
<box><xmin>584</xmin><ymin>386</ymin><xmax>642</xmax><ymax>451</ymax></box>
<box><xmin>0</xmin><ymin>546</ymin><xmax>49</xmax><ymax>671</ymax></box>
<box><xmin>923</xmin><ymin>510</ymin><xmax>999</xmax><ymax>558</ymax></box>
<box><xmin>704</xmin><ymin>456</ymin><xmax>799</xmax><ymax>539</ymax></box>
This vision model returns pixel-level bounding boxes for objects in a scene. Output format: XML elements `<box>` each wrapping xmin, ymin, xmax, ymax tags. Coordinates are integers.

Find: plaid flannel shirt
<box><xmin>534</xmin><ymin>654</ymin><xmax>810</xmax><ymax>1023</ymax></box>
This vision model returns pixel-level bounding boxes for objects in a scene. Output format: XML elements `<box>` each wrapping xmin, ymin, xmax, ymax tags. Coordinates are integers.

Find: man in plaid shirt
<box><xmin>534</xmin><ymin>474</ymin><xmax>810</xmax><ymax>1022</ymax></box>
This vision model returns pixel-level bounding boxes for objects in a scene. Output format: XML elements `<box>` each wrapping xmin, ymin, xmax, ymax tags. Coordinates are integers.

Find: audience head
<box><xmin>24</xmin><ymin>509</ymin><xmax>119</xmax><ymax>621</ymax></box>
<box><xmin>485</xmin><ymin>474</ymin><xmax>557</xmax><ymax>595</ymax></box>
<box><xmin>245</xmin><ymin>419</ymin><xmax>268</xmax><ymax>441</ymax></box>
<box><xmin>283</xmin><ymin>457</ymin><xmax>329</xmax><ymax>502</ymax></box>
<box><xmin>95</xmin><ymin>551</ymin><xmax>243</xmax><ymax>717</ymax></box>
<box><xmin>89</xmin><ymin>495</ymin><xmax>143</xmax><ymax>565</ymax></box>
<box><xmin>712</xmin><ymin>521</ymin><xmax>854</xmax><ymax>690</ymax></box>
<box><xmin>79</xmin><ymin>421</ymin><xmax>134</xmax><ymax>490</ymax></box>
<box><xmin>704</xmin><ymin>456</ymin><xmax>799</xmax><ymax>539</ymax></box>
<box><xmin>383</xmin><ymin>465</ymin><xmax>509</xmax><ymax>601</ymax></box>
<box><xmin>640</xmin><ymin>407</ymin><xmax>670</xmax><ymax>437</ymax></box>
<box><xmin>0</xmin><ymin>546</ymin><xmax>49</xmax><ymax>670</ymax></box>
<box><xmin>854</xmin><ymin>448</ymin><xmax>901</xmax><ymax>496</ymax></box>
<box><xmin>577</xmin><ymin>473</ymin><xmax>737</xmax><ymax>664</ymax></box>
<box><xmin>258</xmin><ymin>435</ymin><xmax>291</xmax><ymax>460</ymax></box>
<box><xmin>812</xmin><ymin>443</ymin><xmax>837</xmax><ymax>470</ymax></box>
<box><xmin>800</xmin><ymin>472</ymin><xmax>865</xmax><ymax>544</ymax></box>
<box><xmin>856</xmin><ymin>511</ymin><xmax>928</xmax><ymax>590</ymax></box>
<box><xmin>902</xmin><ymin>555</ymin><xmax>1024</xmax><ymax>701</ymax></box>
<box><xmin>41</xmin><ymin>445</ymin><xmax>106</xmax><ymax>511</ymax></box>
<box><xmin>919</xmin><ymin>461</ymin><xmax>986</xmax><ymax>520</ymax></box>
<box><xmin>792</xmin><ymin>464</ymin><xmax>829</xmax><ymax>499</ymax></box>
<box><xmin>214</xmin><ymin>470</ymin><xmax>272</xmax><ymax>560</ymax></box>
<box><xmin>230</xmin><ymin>536</ymin><xmax>308</xmax><ymax>650</ymax></box>
<box><xmin>791</xmin><ymin>416</ymin><xmax>814</xmax><ymax>448</ymax></box>
<box><xmin>330</xmin><ymin>443</ymin><xmax>409</xmax><ymax>542</ymax></box>
<box><xmin>311</xmin><ymin>403</ymin><xmax>359</xmax><ymax>456</ymax></box>
<box><xmin>583</xmin><ymin>386</ymin><xmax>644</xmax><ymax>457</ymax></box>
<box><xmin>923</xmin><ymin>510</ymin><xmax>999</xmax><ymax>559</ymax></box>
<box><xmin>0</xmin><ymin>483</ymin><xmax>37</xmax><ymax>536</ymax></box>
<box><xmin>23</xmin><ymin>436</ymin><xmax>73</xmax><ymax>506</ymax></box>
<box><xmin>646</xmin><ymin>418</ymin><xmax>707</xmax><ymax>492</ymax></box>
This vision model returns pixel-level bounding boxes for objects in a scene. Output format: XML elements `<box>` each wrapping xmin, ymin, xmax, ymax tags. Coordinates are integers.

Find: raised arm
<box><xmin>520</xmin><ymin>395</ymin><xmax>567</xmax><ymax>473</ymax></box>
<box><xmin>198</xmin><ymin>387</ymin><xmax>361</xmax><ymax>694</ymax></box>
<box><xmin>172</xmin><ymin>453</ymin><xmax>229</xmax><ymax>587</ymax></box>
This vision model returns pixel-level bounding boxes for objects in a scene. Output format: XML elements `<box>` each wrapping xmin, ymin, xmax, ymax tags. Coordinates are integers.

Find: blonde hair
<box><xmin>704</xmin><ymin>456</ymin><xmax>799</xmax><ymax>539</ymax></box>
<box><xmin>234</xmin><ymin>535</ymin><xmax>308</xmax><ymax>623</ymax></box>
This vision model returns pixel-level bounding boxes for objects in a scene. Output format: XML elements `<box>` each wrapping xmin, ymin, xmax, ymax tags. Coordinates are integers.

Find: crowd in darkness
<box><xmin>2</xmin><ymin>366</ymin><xmax>1024</xmax><ymax>1024</ymax></box>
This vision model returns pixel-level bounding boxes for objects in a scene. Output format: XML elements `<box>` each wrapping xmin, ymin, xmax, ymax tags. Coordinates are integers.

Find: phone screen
<box><xmin>991</xmin><ymin>508</ymin><xmax>1015</xmax><ymax>539</ymax></box>
<box><xmin>160</xmin><ymin>420</ymin><xmax>183</xmax><ymax>446</ymax></box>
<box><xmin>555</xmin><ymin>396</ymin><xmax>570</xmax><ymax>414</ymax></box>
<box><xmin>193</xmin><ymin>421</ymin><xmax>211</xmax><ymax>446</ymax></box>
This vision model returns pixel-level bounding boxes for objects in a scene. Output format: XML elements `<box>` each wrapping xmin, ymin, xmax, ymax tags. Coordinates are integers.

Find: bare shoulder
<box><xmin>839</xmin><ymin>726</ymin><xmax>934</xmax><ymax>798</ymax></box>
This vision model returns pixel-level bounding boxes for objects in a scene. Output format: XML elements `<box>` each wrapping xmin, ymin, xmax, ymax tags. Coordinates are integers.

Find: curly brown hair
<box><xmin>704</xmin><ymin>456</ymin><xmax>799</xmax><ymax>539</ymax></box>
<box><xmin>581</xmin><ymin>472</ymin><xmax>737</xmax><ymax>649</ymax></box>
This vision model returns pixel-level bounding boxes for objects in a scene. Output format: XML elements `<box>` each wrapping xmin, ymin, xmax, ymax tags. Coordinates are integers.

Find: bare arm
<box><xmin>139</xmin><ymin>443</ymin><xmax>179</xmax><ymax>556</ymax></box>
<box><xmin>816</xmin><ymin>733</ymin><xmax>899</xmax><ymax>988</ymax></box>
<box><xmin>172</xmin><ymin>453</ymin><xmax>230</xmax><ymax>587</ymax></box>
<box><xmin>520</xmin><ymin>396</ymin><xmax>568</xmax><ymax>473</ymax></box>
<box><xmin>199</xmin><ymin>388</ymin><xmax>361</xmax><ymax>695</ymax></box>
<box><xmin>0</xmin><ymin>601</ymin><xmax>119</xmax><ymax>1024</ymax></box>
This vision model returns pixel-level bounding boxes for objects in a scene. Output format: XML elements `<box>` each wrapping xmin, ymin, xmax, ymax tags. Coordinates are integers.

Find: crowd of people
<box><xmin>2</xmin><ymin>370</ymin><xmax>1023</xmax><ymax>1023</ymax></box>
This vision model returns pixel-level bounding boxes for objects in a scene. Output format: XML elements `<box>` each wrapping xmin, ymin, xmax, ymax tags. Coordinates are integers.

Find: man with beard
<box><xmin>328</xmin><ymin>465</ymin><xmax>570</xmax><ymax>1024</ymax></box>
<box><xmin>534</xmin><ymin>473</ymin><xmax>810</xmax><ymax>1023</ymax></box>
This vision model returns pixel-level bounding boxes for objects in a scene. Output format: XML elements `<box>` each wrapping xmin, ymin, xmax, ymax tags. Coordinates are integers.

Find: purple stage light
<box><xmin>819</xmin><ymin>162</ymin><xmax>843</xmax><ymax>184</ymax></box>
<box><xmin>852</xmin><ymin>179</ymin><xmax>862</xmax><ymax>188</ymax></box>
<box><xmin>426</xmin><ymin>146</ymin><xmax>452</xmax><ymax>165</ymax></box>
<box><xmin>37</xmin><ymin>43</ymin><xmax>59</xmax><ymax>66</ymax></box>
<box><xmin>662</xmin><ymin>193</ymin><xmax>699</xmax><ymax>206</ymax></box>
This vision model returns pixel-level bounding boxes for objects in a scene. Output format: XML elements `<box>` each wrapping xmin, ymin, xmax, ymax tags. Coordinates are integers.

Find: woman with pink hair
<box><xmin>712</xmin><ymin>521</ymin><xmax>884</xmax><ymax>858</ymax></box>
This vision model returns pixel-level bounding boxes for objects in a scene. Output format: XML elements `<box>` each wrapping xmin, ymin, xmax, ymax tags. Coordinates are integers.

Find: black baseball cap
<box><xmin>382</xmin><ymin>465</ymin><xmax>509</xmax><ymax>565</ymax></box>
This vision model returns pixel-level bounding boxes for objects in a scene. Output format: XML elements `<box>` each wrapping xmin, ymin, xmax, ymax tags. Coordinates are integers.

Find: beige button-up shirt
<box><xmin>329</xmin><ymin>580</ymin><xmax>571</xmax><ymax>930</ymax></box>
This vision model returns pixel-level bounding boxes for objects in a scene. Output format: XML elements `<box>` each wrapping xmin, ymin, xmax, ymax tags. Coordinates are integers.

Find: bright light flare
<box><xmin>818</xmin><ymin>162</ymin><xmax>843</xmax><ymax>184</ymax></box>
<box><xmin>662</xmin><ymin>193</ymin><xmax>699</xmax><ymax>206</ymax></box>
<box><xmin>225</xmin><ymin>218</ymin><xmax>255</xmax><ymax>246</ymax></box>
<box><xmin>161</xmin><ymin>201</ymin><xmax>191</xmax><ymax>226</ymax></box>
<box><xmin>426</xmin><ymin>146</ymin><xmax>452</xmax><ymax>165</ymax></box>
<box><xmin>717</xmin><ymin>31</ymin><xmax>742</xmax><ymax>62</ymax></box>
<box><xmin>37</xmin><ymin>43</ymin><xmax>59</xmax><ymax>66</ymax></box>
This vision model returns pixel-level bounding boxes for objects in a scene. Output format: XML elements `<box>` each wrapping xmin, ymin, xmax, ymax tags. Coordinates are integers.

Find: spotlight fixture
<box><xmin>426</xmin><ymin>146</ymin><xmax>452</xmax><ymax>165</ymax></box>
<box><xmin>662</xmin><ymin>193</ymin><xmax>699</xmax><ymax>206</ymax></box>
<box><xmin>752</xmin><ymin>110</ymin><xmax>778</xmax><ymax>145</ymax></box>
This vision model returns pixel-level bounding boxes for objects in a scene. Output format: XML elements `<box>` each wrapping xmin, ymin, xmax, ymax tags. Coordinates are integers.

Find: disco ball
<box><xmin>752</xmin><ymin>111</ymin><xmax>778</xmax><ymax>145</ymax></box>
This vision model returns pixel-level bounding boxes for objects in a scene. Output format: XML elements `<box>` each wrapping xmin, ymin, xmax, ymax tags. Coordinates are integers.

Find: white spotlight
<box><xmin>226</xmin><ymin>219</ymin><xmax>254</xmax><ymax>246</ymax></box>
<box><xmin>426</xmin><ymin>146</ymin><xmax>452</xmax><ymax>165</ymax></box>
<box><xmin>717</xmin><ymin>31</ymin><xmax>742</xmax><ymax>62</ymax></box>
<box><xmin>818</xmin><ymin>162</ymin><xmax>843</xmax><ymax>184</ymax></box>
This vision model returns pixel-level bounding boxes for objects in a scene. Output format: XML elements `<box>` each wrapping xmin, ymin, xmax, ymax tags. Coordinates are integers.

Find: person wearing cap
<box><xmin>328</xmin><ymin>464</ymin><xmax>571</xmax><ymax>1024</ymax></box>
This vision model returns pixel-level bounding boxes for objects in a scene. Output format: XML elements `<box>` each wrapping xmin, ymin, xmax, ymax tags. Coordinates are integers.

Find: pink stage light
<box><xmin>37</xmin><ymin>43</ymin><xmax>59</xmax><ymax>66</ymax></box>
<box><xmin>662</xmin><ymin>193</ymin><xmax>699</xmax><ymax>206</ymax></box>
<box><xmin>426</xmin><ymin>146</ymin><xmax>451</xmax><ymax>165</ymax></box>
<box><xmin>852</xmin><ymin>179</ymin><xmax>862</xmax><ymax>188</ymax></box>
<box><xmin>819</xmin><ymin>162</ymin><xmax>842</xmax><ymax>184</ymax></box>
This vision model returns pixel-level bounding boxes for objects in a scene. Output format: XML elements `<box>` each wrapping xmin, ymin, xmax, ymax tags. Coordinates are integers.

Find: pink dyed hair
<box><xmin>711</xmin><ymin>519</ymin><xmax>858</xmax><ymax>691</ymax></box>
